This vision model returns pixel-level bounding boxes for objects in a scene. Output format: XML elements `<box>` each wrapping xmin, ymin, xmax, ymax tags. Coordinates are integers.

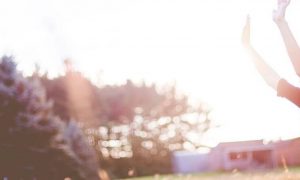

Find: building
<box><xmin>210</xmin><ymin>140</ymin><xmax>275</xmax><ymax>171</ymax></box>
<box><xmin>172</xmin><ymin>137</ymin><xmax>300</xmax><ymax>174</ymax></box>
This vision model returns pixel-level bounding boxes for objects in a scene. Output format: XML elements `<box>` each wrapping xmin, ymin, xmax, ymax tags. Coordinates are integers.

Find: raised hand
<box><xmin>273</xmin><ymin>0</ymin><xmax>291</xmax><ymax>23</ymax></box>
<box><xmin>242</xmin><ymin>15</ymin><xmax>251</xmax><ymax>47</ymax></box>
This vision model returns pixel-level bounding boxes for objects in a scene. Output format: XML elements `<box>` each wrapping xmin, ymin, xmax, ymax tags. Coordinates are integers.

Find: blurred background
<box><xmin>1</xmin><ymin>0</ymin><xmax>300</xmax><ymax>179</ymax></box>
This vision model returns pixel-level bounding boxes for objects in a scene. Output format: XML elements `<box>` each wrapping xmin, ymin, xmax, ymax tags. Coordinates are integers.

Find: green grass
<box><xmin>125</xmin><ymin>167</ymin><xmax>300</xmax><ymax>180</ymax></box>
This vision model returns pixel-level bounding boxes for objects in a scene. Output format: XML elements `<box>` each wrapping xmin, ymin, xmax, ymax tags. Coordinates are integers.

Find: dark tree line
<box><xmin>34</xmin><ymin>62</ymin><xmax>213</xmax><ymax>178</ymax></box>
<box><xmin>39</xmin><ymin>66</ymin><xmax>191</xmax><ymax>126</ymax></box>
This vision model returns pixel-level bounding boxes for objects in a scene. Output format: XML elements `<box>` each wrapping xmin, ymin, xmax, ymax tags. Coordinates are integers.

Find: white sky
<box><xmin>1</xmin><ymin>0</ymin><xmax>300</xmax><ymax>145</ymax></box>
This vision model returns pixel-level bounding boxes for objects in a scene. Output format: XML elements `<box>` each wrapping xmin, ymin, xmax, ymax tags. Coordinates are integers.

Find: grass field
<box><xmin>125</xmin><ymin>167</ymin><xmax>300</xmax><ymax>180</ymax></box>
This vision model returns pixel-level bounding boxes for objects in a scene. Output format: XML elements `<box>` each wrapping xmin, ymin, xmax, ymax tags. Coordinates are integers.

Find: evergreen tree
<box><xmin>0</xmin><ymin>56</ymin><xmax>99</xmax><ymax>179</ymax></box>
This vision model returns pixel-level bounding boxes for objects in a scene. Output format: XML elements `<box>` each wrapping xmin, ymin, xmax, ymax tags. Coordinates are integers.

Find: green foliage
<box><xmin>0</xmin><ymin>57</ymin><xmax>99</xmax><ymax>179</ymax></box>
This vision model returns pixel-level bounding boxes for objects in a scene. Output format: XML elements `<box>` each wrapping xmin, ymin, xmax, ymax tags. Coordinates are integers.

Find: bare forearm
<box><xmin>245</xmin><ymin>46</ymin><xmax>281</xmax><ymax>90</ymax></box>
<box><xmin>277</xmin><ymin>20</ymin><xmax>300</xmax><ymax>76</ymax></box>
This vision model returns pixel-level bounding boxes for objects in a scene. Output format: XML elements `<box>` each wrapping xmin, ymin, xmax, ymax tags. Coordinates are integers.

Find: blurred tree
<box><xmin>0</xmin><ymin>56</ymin><xmax>99</xmax><ymax>179</ymax></box>
<box><xmin>40</xmin><ymin>71</ymin><xmax>190</xmax><ymax>126</ymax></box>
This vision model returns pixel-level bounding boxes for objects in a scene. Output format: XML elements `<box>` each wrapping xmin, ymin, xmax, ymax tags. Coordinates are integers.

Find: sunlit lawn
<box><xmin>125</xmin><ymin>167</ymin><xmax>300</xmax><ymax>180</ymax></box>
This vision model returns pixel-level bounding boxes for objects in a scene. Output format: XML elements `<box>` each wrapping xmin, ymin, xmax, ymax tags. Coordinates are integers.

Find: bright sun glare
<box><xmin>1</xmin><ymin>0</ymin><xmax>300</xmax><ymax>145</ymax></box>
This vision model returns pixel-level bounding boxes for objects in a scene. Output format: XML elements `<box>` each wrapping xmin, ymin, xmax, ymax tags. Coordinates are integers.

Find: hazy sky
<box><xmin>1</xmin><ymin>0</ymin><xmax>300</xmax><ymax>145</ymax></box>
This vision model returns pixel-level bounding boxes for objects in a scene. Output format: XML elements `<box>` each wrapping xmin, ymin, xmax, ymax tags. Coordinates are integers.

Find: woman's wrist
<box><xmin>275</xmin><ymin>19</ymin><xmax>288</xmax><ymax>27</ymax></box>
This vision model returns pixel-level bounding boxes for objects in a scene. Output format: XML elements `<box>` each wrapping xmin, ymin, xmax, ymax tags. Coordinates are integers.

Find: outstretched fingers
<box><xmin>242</xmin><ymin>16</ymin><xmax>251</xmax><ymax>47</ymax></box>
<box><xmin>278</xmin><ymin>0</ymin><xmax>291</xmax><ymax>7</ymax></box>
<box><xmin>273</xmin><ymin>0</ymin><xmax>291</xmax><ymax>22</ymax></box>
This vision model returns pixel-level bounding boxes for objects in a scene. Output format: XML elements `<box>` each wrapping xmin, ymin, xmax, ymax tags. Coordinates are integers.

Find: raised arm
<box><xmin>242</xmin><ymin>16</ymin><xmax>281</xmax><ymax>90</ymax></box>
<box><xmin>273</xmin><ymin>0</ymin><xmax>300</xmax><ymax>76</ymax></box>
